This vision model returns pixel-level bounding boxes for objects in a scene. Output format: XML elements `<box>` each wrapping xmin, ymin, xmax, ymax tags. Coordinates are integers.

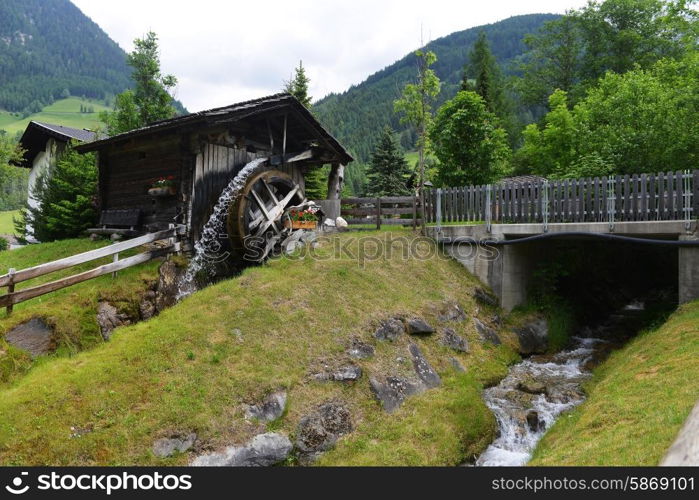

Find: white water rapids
<box><xmin>177</xmin><ymin>157</ymin><xmax>267</xmax><ymax>299</ymax></box>
<box><xmin>475</xmin><ymin>336</ymin><xmax>603</xmax><ymax>466</ymax></box>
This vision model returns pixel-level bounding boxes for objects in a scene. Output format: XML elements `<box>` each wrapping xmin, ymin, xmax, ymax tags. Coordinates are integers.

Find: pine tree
<box><xmin>468</xmin><ymin>32</ymin><xmax>504</xmax><ymax>115</ymax></box>
<box><xmin>366</xmin><ymin>126</ymin><xmax>411</xmax><ymax>197</ymax></box>
<box><xmin>17</xmin><ymin>143</ymin><xmax>97</xmax><ymax>242</ymax></box>
<box><xmin>100</xmin><ymin>32</ymin><xmax>177</xmax><ymax>135</ymax></box>
<box><xmin>284</xmin><ymin>60</ymin><xmax>312</xmax><ymax>108</ymax></box>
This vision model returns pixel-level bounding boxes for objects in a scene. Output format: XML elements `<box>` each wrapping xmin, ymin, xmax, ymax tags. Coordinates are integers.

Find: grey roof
<box><xmin>31</xmin><ymin>121</ymin><xmax>97</xmax><ymax>142</ymax></box>
<box><xmin>502</xmin><ymin>175</ymin><xmax>547</xmax><ymax>184</ymax></box>
<box><xmin>76</xmin><ymin>93</ymin><xmax>353</xmax><ymax>163</ymax></box>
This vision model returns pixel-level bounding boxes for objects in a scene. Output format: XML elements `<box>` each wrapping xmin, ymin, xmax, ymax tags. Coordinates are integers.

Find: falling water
<box><xmin>177</xmin><ymin>157</ymin><xmax>267</xmax><ymax>299</ymax></box>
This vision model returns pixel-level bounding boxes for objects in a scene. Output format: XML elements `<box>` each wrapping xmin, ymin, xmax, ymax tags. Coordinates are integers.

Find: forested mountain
<box><xmin>0</xmin><ymin>0</ymin><xmax>131</xmax><ymax>114</ymax></box>
<box><xmin>314</xmin><ymin>14</ymin><xmax>559</xmax><ymax>162</ymax></box>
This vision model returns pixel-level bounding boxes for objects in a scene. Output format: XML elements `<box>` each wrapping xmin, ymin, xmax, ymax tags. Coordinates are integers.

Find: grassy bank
<box><xmin>0</xmin><ymin>211</ymin><xmax>19</xmax><ymax>235</ymax></box>
<box><xmin>0</xmin><ymin>238</ymin><xmax>160</xmax><ymax>384</ymax></box>
<box><xmin>0</xmin><ymin>97</ymin><xmax>109</xmax><ymax>136</ymax></box>
<box><xmin>0</xmin><ymin>231</ymin><xmax>519</xmax><ymax>466</ymax></box>
<box><xmin>530</xmin><ymin>301</ymin><xmax>699</xmax><ymax>465</ymax></box>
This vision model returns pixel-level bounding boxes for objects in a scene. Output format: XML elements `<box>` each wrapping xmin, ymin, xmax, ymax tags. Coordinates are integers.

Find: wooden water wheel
<box><xmin>226</xmin><ymin>168</ymin><xmax>305</xmax><ymax>261</ymax></box>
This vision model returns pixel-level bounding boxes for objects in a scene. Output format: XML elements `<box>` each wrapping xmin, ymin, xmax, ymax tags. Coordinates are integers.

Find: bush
<box><xmin>18</xmin><ymin>142</ymin><xmax>98</xmax><ymax>242</ymax></box>
<box><xmin>0</xmin><ymin>237</ymin><xmax>8</xmax><ymax>252</ymax></box>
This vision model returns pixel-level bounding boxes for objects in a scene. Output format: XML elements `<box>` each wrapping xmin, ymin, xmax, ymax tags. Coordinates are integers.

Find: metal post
<box><xmin>607</xmin><ymin>176</ymin><xmax>616</xmax><ymax>231</ymax></box>
<box><xmin>485</xmin><ymin>184</ymin><xmax>492</xmax><ymax>233</ymax></box>
<box><xmin>435</xmin><ymin>188</ymin><xmax>442</xmax><ymax>235</ymax></box>
<box><xmin>684</xmin><ymin>170</ymin><xmax>692</xmax><ymax>231</ymax></box>
<box><xmin>542</xmin><ymin>180</ymin><xmax>549</xmax><ymax>233</ymax></box>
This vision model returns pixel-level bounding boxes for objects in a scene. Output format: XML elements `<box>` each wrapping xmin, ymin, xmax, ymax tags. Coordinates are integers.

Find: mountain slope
<box><xmin>0</xmin><ymin>0</ymin><xmax>130</xmax><ymax>113</ymax></box>
<box><xmin>314</xmin><ymin>14</ymin><xmax>559</xmax><ymax>162</ymax></box>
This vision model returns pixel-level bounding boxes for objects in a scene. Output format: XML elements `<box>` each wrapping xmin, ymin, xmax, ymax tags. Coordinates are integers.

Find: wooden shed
<box><xmin>77</xmin><ymin>93</ymin><xmax>352</xmax><ymax>254</ymax></box>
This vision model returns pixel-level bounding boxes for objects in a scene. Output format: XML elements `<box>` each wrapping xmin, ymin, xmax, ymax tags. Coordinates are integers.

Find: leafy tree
<box><xmin>516</xmin><ymin>54</ymin><xmax>699</xmax><ymax>178</ymax></box>
<box><xmin>284</xmin><ymin>60</ymin><xmax>312</xmax><ymax>108</ymax></box>
<box><xmin>394</xmin><ymin>49</ymin><xmax>441</xmax><ymax>205</ymax></box>
<box><xmin>18</xmin><ymin>143</ymin><xmax>97</xmax><ymax>241</ymax></box>
<box><xmin>516</xmin><ymin>15</ymin><xmax>585</xmax><ymax>106</ymax></box>
<box><xmin>518</xmin><ymin>0</ymin><xmax>698</xmax><ymax>105</ymax></box>
<box><xmin>101</xmin><ymin>32</ymin><xmax>177</xmax><ymax>135</ymax></box>
<box><xmin>430</xmin><ymin>91</ymin><xmax>511</xmax><ymax>186</ymax></box>
<box><xmin>366</xmin><ymin>127</ymin><xmax>412</xmax><ymax>197</ymax></box>
<box><xmin>0</xmin><ymin>135</ymin><xmax>28</xmax><ymax>211</ymax></box>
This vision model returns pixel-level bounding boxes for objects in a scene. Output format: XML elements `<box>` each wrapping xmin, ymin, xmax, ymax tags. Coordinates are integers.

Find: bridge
<box><xmin>424</xmin><ymin>170</ymin><xmax>699</xmax><ymax>311</ymax></box>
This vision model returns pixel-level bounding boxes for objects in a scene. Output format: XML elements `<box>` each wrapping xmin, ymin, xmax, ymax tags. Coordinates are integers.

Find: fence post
<box><xmin>412</xmin><ymin>195</ymin><xmax>418</xmax><ymax>231</ymax></box>
<box><xmin>684</xmin><ymin>170</ymin><xmax>692</xmax><ymax>231</ymax></box>
<box><xmin>436</xmin><ymin>188</ymin><xmax>442</xmax><ymax>235</ymax></box>
<box><xmin>6</xmin><ymin>268</ymin><xmax>15</xmax><ymax>315</ymax></box>
<box><xmin>112</xmin><ymin>254</ymin><xmax>119</xmax><ymax>279</ymax></box>
<box><xmin>542</xmin><ymin>180</ymin><xmax>549</xmax><ymax>232</ymax></box>
<box><xmin>376</xmin><ymin>198</ymin><xmax>382</xmax><ymax>230</ymax></box>
<box><xmin>607</xmin><ymin>176</ymin><xmax>616</xmax><ymax>231</ymax></box>
<box><xmin>486</xmin><ymin>184</ymin><xmax>492</xmax><ymax>233</ymax></box>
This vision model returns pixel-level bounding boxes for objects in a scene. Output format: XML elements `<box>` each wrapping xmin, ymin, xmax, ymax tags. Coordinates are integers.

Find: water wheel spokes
<box><xmin>227</xmin><ymin>169</ymin><xmax>305</xmax><ymax>262</ymax></box>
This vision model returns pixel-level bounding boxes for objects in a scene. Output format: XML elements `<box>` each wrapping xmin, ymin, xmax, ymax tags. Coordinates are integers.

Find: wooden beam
<box><xmin>0</xmin><ymin>228</ymin><xmax>178</xmax><ymax>287</ymax></box>
<box><xmin>268</xmin><ymin>149</ymin><xmax>314</xmax><ymax>166</ymax></box>
<box><xmin>327</xmin><ymin>163</ymin><xmax>345</xmax><ymax>200</ymax></box>
<box><xmin>0</xmin><ymin>246</ymin><xmax>175</xmax><ymax>309</ymax></box>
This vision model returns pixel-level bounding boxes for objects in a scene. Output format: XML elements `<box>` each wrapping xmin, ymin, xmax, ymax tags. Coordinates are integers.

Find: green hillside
<box><xmin>0</xmin><ymin>97</ymin><xmax>110</xmax><ymax>136</ymax></box>
<box><xmin>0</xmin><ymin>0</ymin><xmax>131</xmax><ymax>114</ymax></box>
<box><xmin>0</xmin><ymin>231</ymin><xmax>520</xmax><ymax>466</ymax></box>
<box><xmin>314</xmin><ymin>14</ymin><xmax>559</xmax><ymax>161</ymax></box>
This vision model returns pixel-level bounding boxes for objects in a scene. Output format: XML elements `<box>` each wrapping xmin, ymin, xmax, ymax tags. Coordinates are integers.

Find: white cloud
<box><xmin>71</xmin><ymin>0</ymin><xmax>587</xmax><ymax>111</ymax></box>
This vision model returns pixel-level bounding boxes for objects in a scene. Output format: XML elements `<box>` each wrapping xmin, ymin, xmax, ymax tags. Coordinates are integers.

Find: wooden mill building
<box><xmin>76</xmin><ymin>93</ymin><xmax>352</xmax><ymax>247</ymax></box>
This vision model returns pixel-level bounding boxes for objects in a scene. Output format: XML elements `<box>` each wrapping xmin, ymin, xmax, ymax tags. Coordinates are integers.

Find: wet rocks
<box><xmin>374</xmin><ymin>318</ymin><xmax>405</xmax><ymax>341</ymax></box>
<box><xmin>440</xmin><ymin>328</ymin><xmax>469</xmax><ymax>353</ymax></box>
<box><xmin>409</xmin><ymin>343</ymin><xmax>441</xmax><ymax>389</ymax></box>
<box><xmin>516</xmin><ymin>378</ymin><xmax>547</xmax><ymax>395</ymax></box>
<box><xmin>191</xmin><ymin>432</ymin><xmax>292</xmax><ymax>467</ymax></box>
<box><xmin>474</xmin><ymin>288</ymin><xmax>498</xmax><ymax>307</ymax></box>
<box><xmin>155</xmin><ymin>260</ymin><xmax>187</xmax><ymax>312</ymax></box>
<box><xmin>295</xmin><ymin>401</ymin><xmax>352</xmax><ymax>462</ymax></box>
<box><xmin>406</xmin><ymin>317</ymin><xmax>435</xmax><ymax>335</ymax></box>
<box><xmin>438</xmin><ymin>303</ymin><xmax>467</xmax><ymax>323</ymax></box>
<box><xmin>96</xmin><ymin>301</ymin><xmax>131</xmax><ymax>340</ymax></box>
<box><xmin>153</xmin><ymin>433</ymin><xmax>197</xmax><ymax>458</ymax></box>
<box><xmin>526</xmin><ymin>411</ymin><xmax>544</xmax><ymax>432</ymax></box>
<box><xmin>515</xmin><ymin>318</ymin><xmax>549</xmax><ymax>355</ymax></box>
<box><xmin>473</xmin><ymin>318</ymin><xmax>501</xmax><ymax>345</ymax></box>
<box><xmin>369</xmin><ymin>376</ymin><xmax>424</xmax><ymax>414</ymax></box>
<box><xmin>5</xmin><ymin>318</ymin><xmax>54</xmax><ymax>357</ymax></box>
<box><xmin>347</xmin><ymin>338</ymin><xmax>374</xmax><ymax>359</ymax></box>
<box><xmin>244</xmin><ymin>391</ymin><xmax>287</xmax><ymax>422</ymax></box>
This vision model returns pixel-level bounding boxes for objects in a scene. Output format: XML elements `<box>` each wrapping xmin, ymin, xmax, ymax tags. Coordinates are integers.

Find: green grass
<box><xmin>0</xmin><ymin>211</ymin><xmax>19</xmax><ymax>235</ymax></box>
<box><xmin>0</xmin><ymin>238</ymin><xmax>160</xmax><ymax>384</ymax></box>
<box><xmin>0</xmin><ymin>231</ymin><xmax>519</xmax><ymax>466</ymax></box>
<box><xmin>0</xmin><ymin>98</ymin><xmax>110</xmax><ymax>136</ymax></box>
<box><xmin>530</xmin><ymin>301</ymin><xmax>699</xmax><ymax>465</ymax></box>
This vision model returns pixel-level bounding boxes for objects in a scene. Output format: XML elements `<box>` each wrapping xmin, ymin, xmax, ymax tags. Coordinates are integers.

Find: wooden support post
<box><xmin>327</xmin><ymin>163</ymin><xmax>345</xmax><ymax>200</ymax></box>
<box><xmin>376</xmin><ymin>198</ymin><xmax>382</xmax><ymax>230</ymax></box>
<box><xmin>6</xmin><ymin>268</ymin><xmax>15</xmax><ymax>315</ymax></box>
<box><xmin>282</xmin><ymin>114</ymin><xmax>287</xmax><ymax>158</ymax></box>
<box><xmin>112</xmin><ymin>253</ymin><xmax>119</xmax><ymax>279</ymax></box>
<box><xmin>412</xmin><ymin>195</ymin><xmax>418</xmax><ymax>230</ymax></box>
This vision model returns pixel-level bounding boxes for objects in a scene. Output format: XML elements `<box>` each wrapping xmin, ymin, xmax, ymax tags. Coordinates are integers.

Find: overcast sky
<box><xmin>71</xmin><ymin>0</ymin><xmax>588</xmax><ymax>112</ymax></box>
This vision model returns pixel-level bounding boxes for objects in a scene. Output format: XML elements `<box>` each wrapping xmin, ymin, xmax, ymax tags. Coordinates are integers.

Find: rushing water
<box><xmin>475</xmin><ymin>302</ymin><xmax>646</xmax><ymax>466</ymax></box>
<box><xmin>177</xmin><ymin>157</ymin><xmax>268</xmax><ymax>299</ymax></box>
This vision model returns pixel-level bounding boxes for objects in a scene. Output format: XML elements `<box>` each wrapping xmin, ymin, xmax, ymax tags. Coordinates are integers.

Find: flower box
<box><xmin>284</xmin><ymin>219</ymin><xmax>317</xmax><ymax>230</ymax></box>
<box><xmin>148</xmin><ymin>186</ymin><xmax>177</xmax><ymax>197</ymax></box>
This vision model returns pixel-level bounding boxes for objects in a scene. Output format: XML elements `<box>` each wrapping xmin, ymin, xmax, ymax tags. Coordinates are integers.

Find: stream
<box><xmin>475</xmin><ymin>300</ymin><xmax>647</xmax><ymax>466</ymax></box>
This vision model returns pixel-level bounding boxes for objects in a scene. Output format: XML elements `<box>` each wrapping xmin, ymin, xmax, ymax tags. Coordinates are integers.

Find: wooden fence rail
<box><xmin>340</xmin><ymin>196</ymin><xmax>421</xmax><ymax>230</ymax></box>
<box><xmin>425</xmin><ymin>170</ymin><xmax>699</xmax><ymax>226</ymax></box>
<box><xmin>0</xmin><ymin>226</ymin><xmax>183</xmax><ymax>314</ymax></box>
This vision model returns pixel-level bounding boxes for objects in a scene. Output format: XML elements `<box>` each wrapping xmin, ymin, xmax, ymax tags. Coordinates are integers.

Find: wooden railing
<box><xmin>0</xmin><ymin>226</ymin><xmax>183</xmax><ymax>314</ymax></box>
<box><xmin>425</xmin><ymin>170</ymin><xmax>699</xmax><ymax>227</ymax></box>
<box><xmin>341</xmin><ymin>196</ymin><xmax>421</xmax><ymax>230</ymax></box>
